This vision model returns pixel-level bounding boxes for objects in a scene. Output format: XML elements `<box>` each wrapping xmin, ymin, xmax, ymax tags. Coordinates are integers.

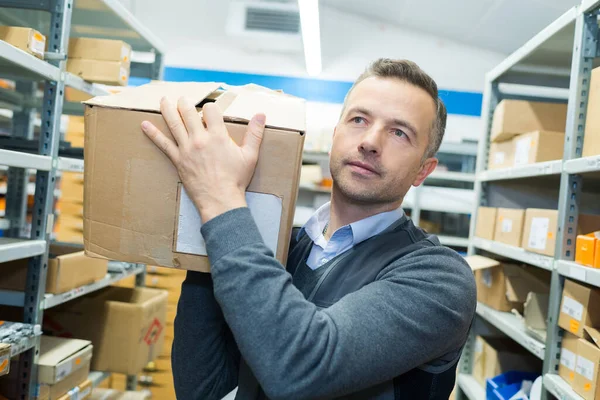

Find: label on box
<box><xmin>562</xmin><ymin>297</ymin><xmax>584</xmax><ymax>321</ymax></box>
<box><xmin>528</xmin><ymin>217</ymin><xmax>549</xmax><ymax>250</ymax></box>
<box><xmin>31</xmin><ymin>33</ymin><xmax>45</xmax><ymax>58</ymax></box>
<box><xmin>0</xmin><ymin>354</ymin><xmax>8</xmax><ymax>375</ymax></box>
<box><xmin>560</xmin><ymin>348</ymin><xmax>577</xmax><ymax>371</ymax></box>
<box><xmin>570</xmin><ymin>319</ymin><xmax>580</xmax><ymax>333</ymax></box>
<box><xmin>482</xmin><ymin>269</ymin><xmax>492</xmax><ymax>288</ymax></box>
<box><xmin>175</xmin><ymin>186</ymin><xmax>282</xmax><ymax>256</ymax></box>
<box><xmin>55</xmin><ymin>360</ymin><xmax>73</xmax><ymax>381</ymax></box>
<box><xmin>120</xmin><ymin>67</ymin><xmax>128</xmax><ymax>83</ymax></box>
<box><xmin>121</xmin><ymin>45</ymin><xmax>130</xmax><ymax>62</ymax></box>
<box><xmin>576</xmin><ymin>355</ymin><xmax>595</xmax><ymax>381</ymax></box>
<box><xmin>501</xmin><ymin>218</ymin><xmax>513</xmax><ymax>233</ymax></box>
<box><xmin>514</xmin><ymin>136</ymin><xmax>532</xmax><ymax>166</ymax></box>
<box><xmin>494</xmin><ymin>152</ymin><xmax>505</xmax><ymax>166</ymax></box>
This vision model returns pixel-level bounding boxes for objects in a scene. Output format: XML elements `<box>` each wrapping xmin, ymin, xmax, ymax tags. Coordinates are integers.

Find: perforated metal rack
<box><xmin>0</xmin><ymin>1</ymin><xmax>163</xmax><ymax>398</ymax></box>
<box><xmin>458</xmin><ymin>2</ymin><xmax>600</xmax><ymax>399</ymax></box>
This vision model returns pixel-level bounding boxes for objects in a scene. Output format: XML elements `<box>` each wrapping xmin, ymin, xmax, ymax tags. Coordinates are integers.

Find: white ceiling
<box><xmin>321</xmin><ymin>0</ymin><xmax>580</xmax><ymax>54</ymax></box>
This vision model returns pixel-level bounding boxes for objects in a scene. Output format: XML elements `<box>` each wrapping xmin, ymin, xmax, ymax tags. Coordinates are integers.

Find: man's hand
<box><xmin>141</xmin><ymin>96</ymin><xmax>266</xmax><ymax>223</ymax></box>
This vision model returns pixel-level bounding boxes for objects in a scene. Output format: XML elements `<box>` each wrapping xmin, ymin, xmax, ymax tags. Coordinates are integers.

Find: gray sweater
<box><xmin>172</xmin><ymin>207</ymin><xmax>476</xmax><ymax>399</ymax></box>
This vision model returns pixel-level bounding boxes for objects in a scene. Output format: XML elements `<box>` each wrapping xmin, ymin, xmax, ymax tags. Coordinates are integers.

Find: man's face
<box><xmin>330</xmin><ymin>76</ymin><xmax>438</xmax><ymax>206</ymax></box>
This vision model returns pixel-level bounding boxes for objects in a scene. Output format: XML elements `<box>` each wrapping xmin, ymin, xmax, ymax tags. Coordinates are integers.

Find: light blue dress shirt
<box><xmin>300</xmin><ymin>202</ymin><xmax>404</xmax><ymax>270</ymax></box>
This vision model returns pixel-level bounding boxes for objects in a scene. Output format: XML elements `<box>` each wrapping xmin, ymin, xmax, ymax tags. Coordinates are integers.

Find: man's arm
<box><xmin>204</xmin><ymin>207</ymin><xmax>477</xmax><ymax>400</ymax></box>
<box><xmin>172</xmin><ymin>271</ymin><xmax>241</xmax><ymax>400</ymax></box>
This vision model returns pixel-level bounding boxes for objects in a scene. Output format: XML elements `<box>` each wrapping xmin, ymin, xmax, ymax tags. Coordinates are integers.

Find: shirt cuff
<box><xmin>200</xmin><ymin>207</ymin><xmax>263</xmax><ymax>265</ymax></box>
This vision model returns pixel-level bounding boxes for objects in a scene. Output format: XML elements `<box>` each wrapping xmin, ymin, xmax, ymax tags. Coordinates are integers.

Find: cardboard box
<box><xmin>576</xmin><ymin>232</ymin><xmax>600</xmax><ymax>268</ymax></box>
<box><xmin>559</xmin><ymin>332</ymin><xmax>579</xmax><ymax>386</ymax></box>
<box><xmin>573</xmin><ymin>327</ymin><xmax>600</xmax><ymax>400</ymax></box>
<box><xmin>65</xmin><ymin>87</ymin><xmax>93</xmax><ymax>104</ymax></box>
<box><xmin>146</xmin><ymin>265</ymin><xmax>186</xmax><ymax>276</ymax></box>
<box><xmin>521</xmin><ymin>208</ymin><xmax>558</xmax><ymax>256</ymax></box>
<box><xmin>0</xmin><ymin>26</ymin><xmax>45</xmax><ymax>59</ymax></box>
<box><xmin>488</xmin><ymin>140</ymin><xmax>514</xmax><ymax>170</ymax></box>
<box><xmin>0</xmin><ymin>344</ymin><xmax>9</xmax><ymax>377</ymax></box>
<box><xmin>69</xmin><ymin>38</ymin><xmax>131</xmax><ymax>64</ymax></box>
<box><xmin>472</xmin><ymin>336</ymin><xmax>540</xmax><ymax>387</ymax></box>
<box><xmin>559</xmin><ymin>279</ymin><xmax>600</xmax><ymax>337</ymax></box>
<box><xmin>512</xmin><ymin>130</ymin><xmax>565</xmax><ymax>166</ymax></box>
<box><xmin>0</xmin><ymin>245</ymin><xmax>107</xmax><ymax>294</ymax></box>
<box><xmin>55</xmin><ymin>227</ymin><xmax>84</xmax><ymax>245</ymax></box>
<box><xmin>475</xmin><ymin>207</ymin><xmax>497</xmax><ymax>240</ymax></box>
<box><xmin>58</xmin><ymin>201</ymin><xmax>84</xmax><ymax>219</ymax></box>
<box><xmin>67</xmin><ymin>59</ymin><xmax>129</xmax><ymax>86</ymax></box>
<box><xmin>82</xmin><ymin>82</ymin><xmax>305</xmax><ymax>272</ymax></box>
<box><xmin>57</xmin><ymin>379</ymin><xmax>92</xmax><ymax>400</ymax></box>
<box><xmin>466</xmin><ymin>255</ymin><xmax>550</xmax><ymax>312</ymax></box>
<box><xmin>491</xmin><ymin>100</ymin><xmax>568</xmax><ymax>143</ymax></box>
<box><xmin>37</xmin><ymin>363</ymin><xmax>90</xmax><ymax>400</ymax></box>
<box><xmin>89</xmin><ymin>389</ymin><xmax>151</xmax><ymax>400</ymax></box>
<box><xmin>38</xmin><ymin>336</ymin><xmax>93</xmax><ymax>385</ymax></box>
<box><xmin>44</xmin><ymin>286</ymin><xmax>168</xmax><ymax>375</ymax></box>
<box><xmin>583</xmin><ymin>66</ymin><xmax>600</xmax><ymax>157</ymax></box>
<box><xmin>493</xmin><ymin>208</ymin><xmax>525</xmax><ymax>247</ymax></box>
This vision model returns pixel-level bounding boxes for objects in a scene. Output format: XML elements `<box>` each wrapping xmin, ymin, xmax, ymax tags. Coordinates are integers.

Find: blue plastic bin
<box><xmin>486</xmin><ymin>371</ymin><xmax>540</xmax><ymax>399</ymax></box>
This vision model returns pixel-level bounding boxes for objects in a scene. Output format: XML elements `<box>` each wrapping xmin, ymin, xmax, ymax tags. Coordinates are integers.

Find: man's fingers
<box><xmin>160</xmin><ymin>97</ymin><xmax>189</xmax><ymax>146</ymax></box>
<box><xmin>178</xmin><ymin>97</ymin><xmax>206</xmax><ymax>138</ymax></box>
<box><xmin>202</xmin><ymin>103</ymin><xmax>228</xmax><ymax>136</ymax></box>
<box><xmin>242</xmin><ymin>113</ymin><xmax>266</xmax><ymax>157</ymax></box>
<box><xmin>141</xmin><ymin>121</ymin><xmax>180</xmax><ymax>163</ymax></box>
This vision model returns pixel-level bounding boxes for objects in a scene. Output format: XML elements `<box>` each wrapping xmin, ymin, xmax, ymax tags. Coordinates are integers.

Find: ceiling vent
<box><xmin>226</xmin><ymin>1</ymin><xmax>303</xmax><ymax>52</ymax></box>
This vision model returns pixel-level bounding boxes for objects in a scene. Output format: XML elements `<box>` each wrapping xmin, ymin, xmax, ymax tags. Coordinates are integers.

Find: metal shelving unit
<box><xmin>476</xmin><ymin>303</ymin><xmax>546</xmax><ymax>360</ymax></box>
<box><xmin>459</xmin><ymin>2</ymin><xmax>600</xmax><ymax>400</ymax></box>
<box><xmin>471</xmin><ymin>237</ymin><xmax>554</xmax><ymax>270</ymax></box>
<box><xmin>0</xmin><ymin>1</ymin><xmax>164</xmax><ymax>398</ymax></box>
<box><xmin>543</xmin><ymin>374</ymin><xmax>584</xmax><ymax>400</ymax></box>
<box><xmin>457</xmin><ymin>374</ymin><xmax>486</xmax><ymax>400</ymax></box>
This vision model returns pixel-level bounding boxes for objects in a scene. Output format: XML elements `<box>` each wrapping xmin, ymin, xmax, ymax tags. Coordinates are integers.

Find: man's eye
<box><xmin>352</xmin><ymin>116</ymin><xmax>364</xmax><ymax>124</ymax></box>
<box><xmin>394</xmin><ymin>129</ymin><xmax>406</xmax><ymax>138</ymax></box>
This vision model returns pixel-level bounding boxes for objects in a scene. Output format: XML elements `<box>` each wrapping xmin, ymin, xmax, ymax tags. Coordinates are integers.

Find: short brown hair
<box><xmin>343</xmin><ymin>59</ymin><xmax>447</xmax><ymax>158</ymax></box>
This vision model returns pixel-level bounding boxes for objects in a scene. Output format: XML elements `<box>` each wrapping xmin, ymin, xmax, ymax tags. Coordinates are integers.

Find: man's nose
<box><xmin>358</xmin><ymin>125</ymin><xmax>383</xmax><ymax>155</ymax></box>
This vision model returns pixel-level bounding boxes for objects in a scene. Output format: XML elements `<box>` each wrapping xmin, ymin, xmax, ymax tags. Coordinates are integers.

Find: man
<box><xmin>141</xmin><ymin>58</ymin><xmax>476</xmax><ymax>400</ymax></box>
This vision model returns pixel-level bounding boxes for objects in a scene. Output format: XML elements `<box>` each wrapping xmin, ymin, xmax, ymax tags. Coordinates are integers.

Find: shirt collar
<box><xmin>299</xmin><ymin>202</ymin><xmax>404</xmax><ymax>244</ymax></box>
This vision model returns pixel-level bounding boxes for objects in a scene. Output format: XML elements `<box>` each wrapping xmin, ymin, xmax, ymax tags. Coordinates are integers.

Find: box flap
<box><xmin>584</xmin><ymin>326</ymin><xmax>600</xmax><ymax>349</ymax></box>
<box><xmin>465</xmin><ymin>255</ymin><xmax>500</xmax><ymax>271</ymax></box>
<box><xmin>84</xmin><ymin>82</ymin><xmax>221</xmax><ymax>112</ymax></box>
<box><xmin>39</xmin><ymin>336</ymin><xmax>91</xmax><ymax>366</ymax></box>
<box><xmin>84</xmin><ymin>81</ymin><xmax>306</xmax><ymax>133</ymax></box>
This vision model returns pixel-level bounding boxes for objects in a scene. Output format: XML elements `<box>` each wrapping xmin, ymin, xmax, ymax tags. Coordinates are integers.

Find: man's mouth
<box><xmin>346</xmin><ymin>161</ymin><xmax>380</xmax><ymax>176</ymax></box>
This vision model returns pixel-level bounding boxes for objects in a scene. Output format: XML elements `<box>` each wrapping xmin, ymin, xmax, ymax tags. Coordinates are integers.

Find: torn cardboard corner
<box><xmin>465</xmin><ymin>255</ymin><xmax>550</xmax><ymax>313</ymax></box>
<box><xmin>82</xmin><ymin>82</ymin><xmax>306</xmax><ymax>272</ymax></box>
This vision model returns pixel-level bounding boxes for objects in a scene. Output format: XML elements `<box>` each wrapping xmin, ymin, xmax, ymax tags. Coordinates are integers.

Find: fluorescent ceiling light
<box><xmin>298</xmin><ymin>0</ymin><xmax>321</xmax><ymax>76</ymax></box>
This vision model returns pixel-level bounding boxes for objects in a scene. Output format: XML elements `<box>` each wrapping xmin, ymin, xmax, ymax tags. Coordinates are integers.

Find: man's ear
<box><xmin>412</xmin><ymin>158</ymin><xmax>438</xmax><ymax>187</ymax></box>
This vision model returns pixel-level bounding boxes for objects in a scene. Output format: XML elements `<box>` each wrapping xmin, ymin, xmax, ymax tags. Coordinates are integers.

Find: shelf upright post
<box><xmin>457</xmin><ymin>78</ymin><xmax>500</xmax><ymax>400</ymax></box>
<box><xmin>5</xmin><ymin>82</ymin><xmax>37</xmax><ymax>237</ymax></box>
<box><xmin>14</xmin><ymin>0</ymin><xmax>73</xmax><ymax>398</ymax></box>
<box><xmin>466</xmin><ymin>80</ymin><xmax>499</xmax><ymax>257</ymax></box>
<box><xmin>541</xmin><ymin>7</ymin><xmax>600</xmax><ymax>400</ymax></box>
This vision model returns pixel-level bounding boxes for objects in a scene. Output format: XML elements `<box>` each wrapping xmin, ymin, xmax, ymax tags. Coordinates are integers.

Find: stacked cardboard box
<box><xmin>56</xmin><ymin>172</ymin><xmax>84</xmax><ymax>244</ymax></box>
<box><xmin>0</xmin><ymin>337</ymin><xmax>93</xmax><ymax>400</ymax></box>
<box><xmin>487</xmin><ymin>100</ymin><xmax>567</xmax><ymax>170</ymax></box>
<box><xmin>44</xmin><ymin>286</ymin><xmax>168</xmax><ymax>375</ymax></box>
<box><xmin>558</xmin><ymin>279</ymin><xmax>600</xmax><ymax>399</ymax></box>
<box><xmin>0</xmin><ymin>245</ymin><xmax>107</xmax><ymax>294</ymax></box>
<box><xmin>65</xmin><ymin>116</ymin><xmax>85</xmax><ymax>148</ymax></box>
<box><xmin>466</xmin><ymin>255</ymin><xmax>550</xmax><ymax>313</ymax></box>
<box><xmin>104</xmin><ymin>266</ymin><xmax>184</xmax><ymax>399</ymax></box>
<box><xmin>0</xmin><ymin>26</ymin><xmax>46</xmax><ymax>59</ymax></box>
<box><xmin>476</xmin><ymin>208</ymin><xmax>600</xmax><ymax>257</ymax></box>
<box><xmin>67</xmin><ymin>38</ymin><xmax>131</xmax><ymax>86</ymax></box>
